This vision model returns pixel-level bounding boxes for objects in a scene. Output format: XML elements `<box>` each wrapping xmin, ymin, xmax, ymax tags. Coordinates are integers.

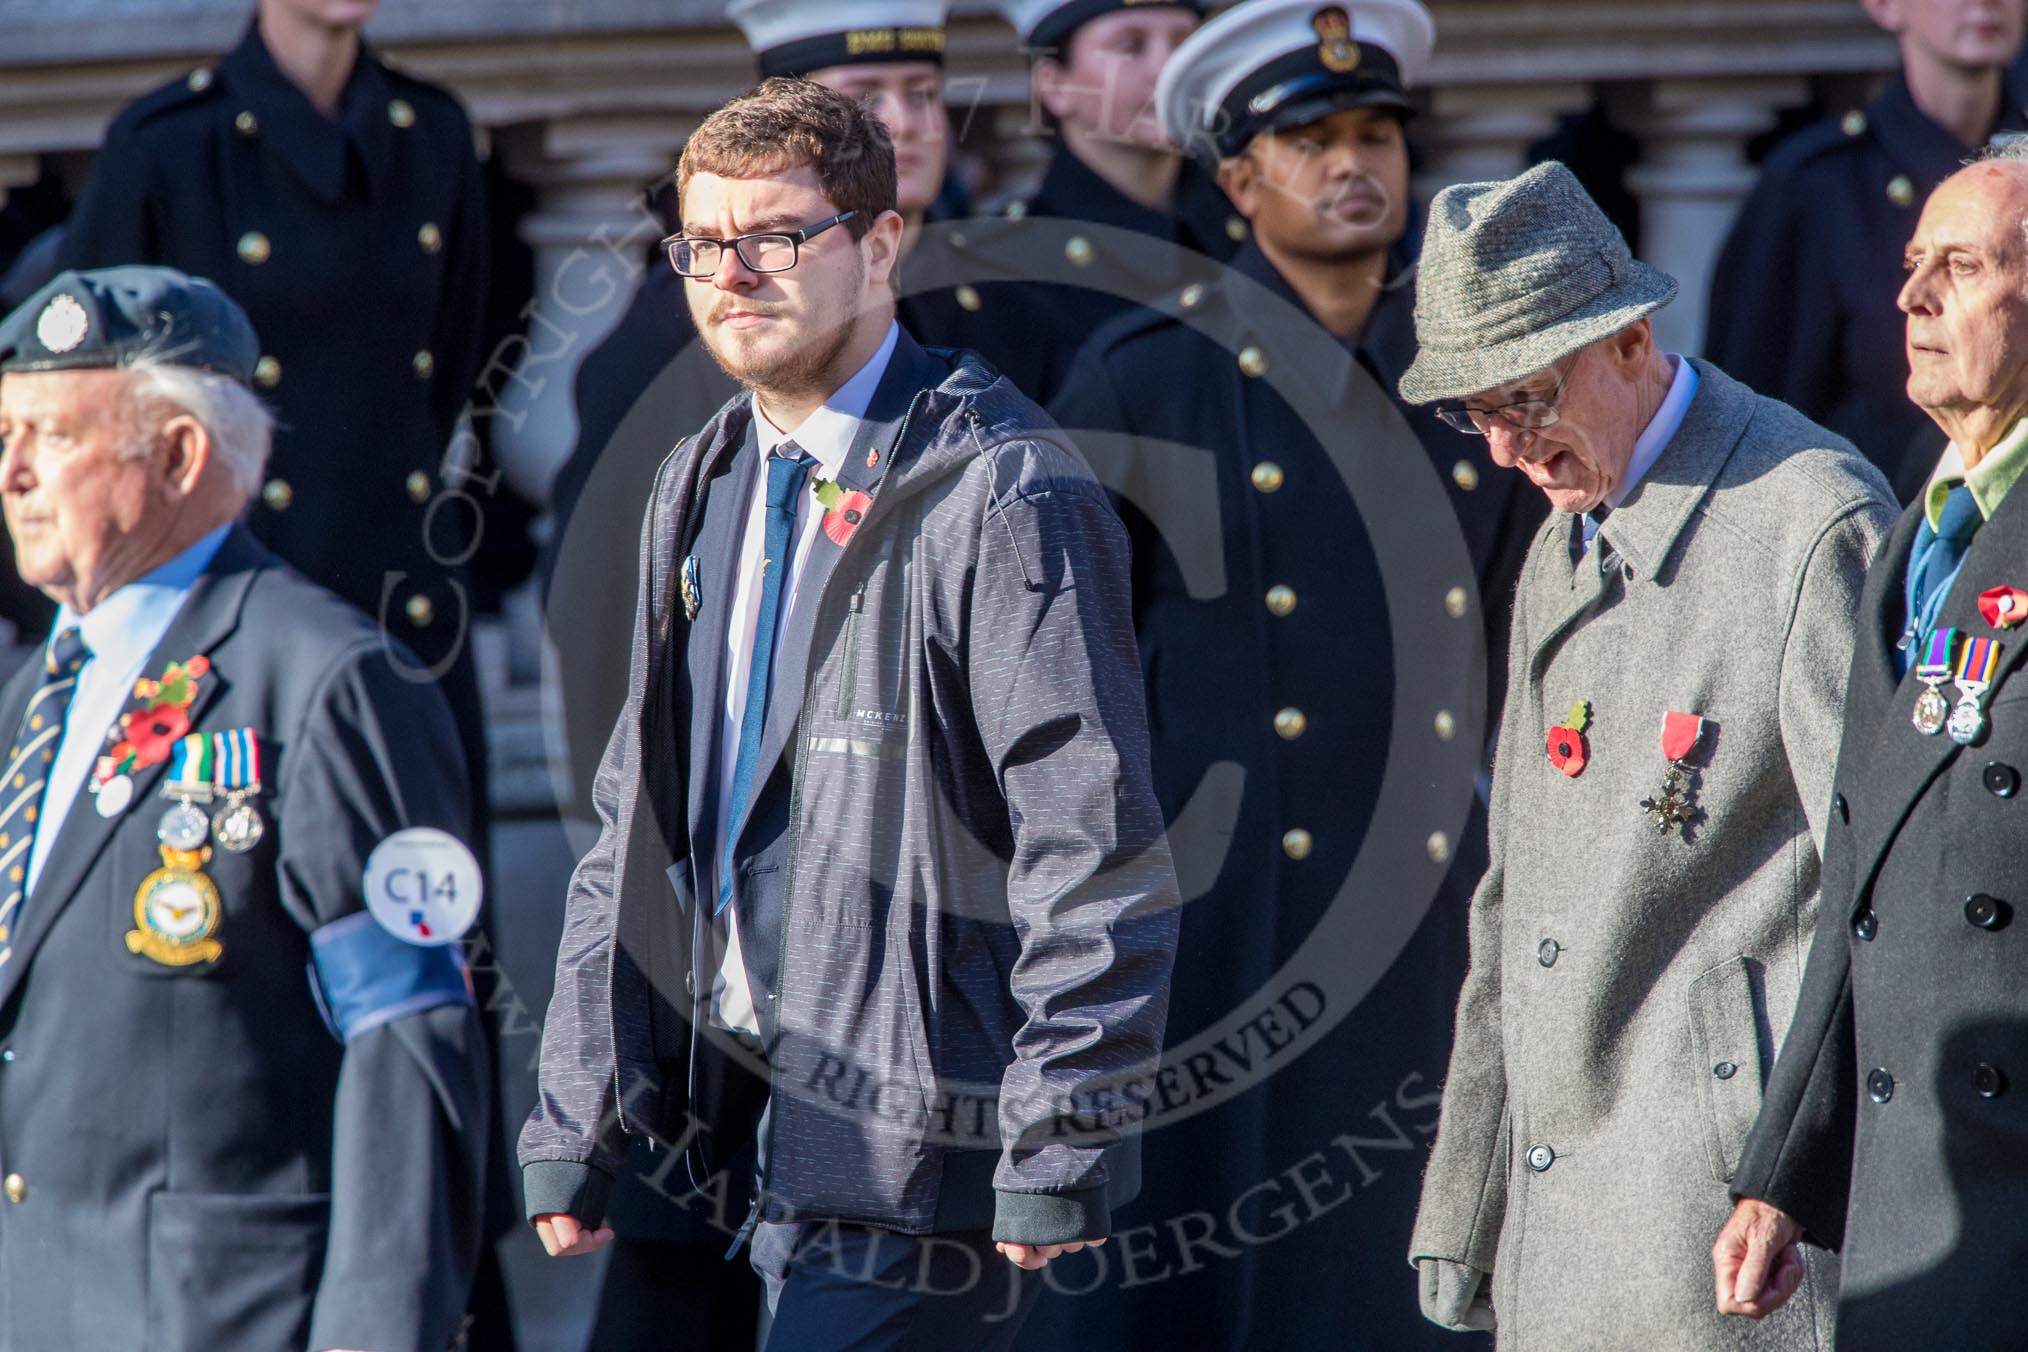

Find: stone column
<box><xmin>1412</xmin><ymin>81</ymin><xmax>1592</xmax><ymax>202</ymax></box>
<box><xmin>1616</xmin><ymin>77</ymin><xmax>1810</xmax><ymax>356</ymax></box>
<box><xmin>0</xmin><ymin>155</ymin><xmax>37</xmax><ymax>213</ymax></box>
<box><xmin>482</xmin><ymin>114</ymin><xmax>691</xmax><ymax>507</ymax></box>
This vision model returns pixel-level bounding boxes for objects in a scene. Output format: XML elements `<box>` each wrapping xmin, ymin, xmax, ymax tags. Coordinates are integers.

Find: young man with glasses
<box><xmin>1395</xmin><ymin>161</ymin><xmax>1895</xmax><ymax>1348</ymax></box>
<box><xmin>520</xmin><ymin>78</ymin><xmax>1179</xmax><ymax>1351</ymax></box>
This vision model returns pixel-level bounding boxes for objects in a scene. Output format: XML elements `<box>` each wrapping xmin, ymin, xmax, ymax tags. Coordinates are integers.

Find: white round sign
<box><xmin>362</xmin><ymin>827</ymin><xmax>482</xmax><ymax>946</ymax></box>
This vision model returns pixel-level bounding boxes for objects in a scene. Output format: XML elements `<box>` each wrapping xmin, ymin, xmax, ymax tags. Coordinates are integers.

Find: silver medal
<box><xmin>1913</xmin><ymin>685</ymin><xmax>1951</xmax><ymax>736</ymax></box>
<box><xmin>156</xmin><ymin>799</ymin><xmax>211</xmax><ymax>850</ymax></box>
<box><xmin>1949</xmin><ymin>700</ymin><xmax>1986</xmax><ymax>746</ymax></box>
<box><xmin>212</xmin><ymin>798</ymin><xmax>264</xmax><ymax>853</ymax></box>
<box><xmin>94</xmin><ymin>774</ymin><xmax>134</xmax><ymax>818</ymax></box>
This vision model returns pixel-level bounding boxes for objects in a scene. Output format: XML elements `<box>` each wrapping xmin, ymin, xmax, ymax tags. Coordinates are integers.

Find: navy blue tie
<box><xmin>1902</xmin><ymin>483</ymin><xmax>1982</xmax><ymax>669</ymax></box>
<box><xmin>0</xmin><ymin>626</ymin><xmax>90</xmax><ymax>965</ymax></box>
<box><xmin>719</xmin><ymin>446</ymin><xmax>816</xmax><ymax>914</ymax></box>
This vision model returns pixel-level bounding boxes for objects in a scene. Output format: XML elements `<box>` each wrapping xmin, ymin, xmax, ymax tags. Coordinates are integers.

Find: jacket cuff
<box><xmin>523</xmin><ymin>1159</ymin><xmax>615</xmax><ymax>1229</ymax></box>
<box><xmin>991</xmin><ymin>1185</ymin><xmax>1109</xmax><ymax>1246</ymax></box>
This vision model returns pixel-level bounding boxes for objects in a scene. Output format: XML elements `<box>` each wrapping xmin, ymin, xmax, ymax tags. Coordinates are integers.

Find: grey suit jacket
<box><xmin>1409</xmin><ymin>362</ymin><xmax>1894</xmax><ymax>1349</ymax></box>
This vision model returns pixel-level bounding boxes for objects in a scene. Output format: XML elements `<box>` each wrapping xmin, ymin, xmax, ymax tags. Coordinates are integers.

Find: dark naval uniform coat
<box><xmin>1705</xmin><ymin>74</ymin><xmax>2028</xmax><ymax>495</ymax></box>
<box><xmin>1734</xmin><ymin>482</ymin><xmax>2028</xmax><ymax>1350</ymax></box>
<box><xmin>55</xmin><ymin>24</ymin><xmax>493</xmax><ymax>785</ymax></box>
<box><xmin>1028</xmin><ymin>241</ymin><xmax>1536</xmax><ymax>1351</ymax></box>
<box><xmin>0</xmin><ymin>528</ymin><xmax>487</xmax><ymax>1352</ymax></box>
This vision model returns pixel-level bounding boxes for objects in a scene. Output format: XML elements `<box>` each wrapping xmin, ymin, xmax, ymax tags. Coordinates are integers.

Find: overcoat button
<box><xmin>388</xmin><ymin>98</ymin><xmax>416</xmax><ymax>128</ymax></box>
<box><xmin>253</xmin><ymin>355</ymin><xmax>282</xmax><ymax>389</ymax></box>
<box><xmin>1854</xmin><ymin>908</ymin><xmax>1878</xmax><ymax>941</ymax></box>
<box><xmin>1834</xmin><ymin>792</ymin><xmax>1849</xmax><ymax>823</ymax></box>
<box><xmin>1867</xmin><ymin>1068</ymin><xmax>1895</xmax><ymax>1103</ymax></box>
<box><xmin>1966</xmin><ymin>894</ymin><xmax>2008</xmax><ymax>930</ymax></box>
<box><xmin>1434</xmin><ymin>709</ymin><xmax>1457</xmax><ymax>741</ymax></box>
<box><xmin>1226</xmin><ymin>215</ymin><xmax>1249</xmax><ymax>242</ymax></box>
<box><xmin>1265</xmin><ymin>585</ymin><xmax>1297</xmax><ymax>616</ymax></box>
<box><xmin>405</xmin><ymin>594</ymin><xmax>435</xmax><ymax>627</ymax></box>
<box><xmin>1444</xmin><ymin>586</ymin><xmax>1469</xmax><ymax>619</ymax></box>
<box><xmin>1238</xmin><ymin>346</ymin><xmax>1270</xmax><ymax>378</ymax></box>
<box><xmin>412</xmin><ymin>349</ymin><xmax>435</xmax><ymax>379</ymax></box>
<box><xmin>1525</xmin><ymin>1144</ymin><xmax>1554</xmax><ymax>1172</ymax></box>
<box><xmin>1537</xmin><ymin>938</ymin><xmax>1559</xmax><ymax>967</ymax></box>
<box><xmin>954</xmin><ymin>284</ymin><xmax>981</xmax><ymax>312</ymax></box>
<box><xmin>417</xmin><ymin>222</ymin><xmax>444</xmax><ymax>255</ymax></box>
<box><xmin>1714</xmin><ymin>1061</ymin><xmax>1738</xmax><ymax>1080</ymax></box>
<box><xmin>1179</xmin><ymin>283</ymin><xmax>1204</xmax><ymax>309</ymax></box>
<box><xmin>1451</xmin><ymin>459</ymin><xmax>1480</xmax><ymax>491</ymax></box>
<box><xmin>1250</xmin><ymin>461</ymin><xmax>1285</xmax><ymax>493</ymax></box>
<box><xmin>1887</xmin><ymin>174</ymin><xmax>1916</xmax><ymax>207</ymax></box>
<box><xmin>683</xmin><ymin>971</ymin><xmax>696</xmax><ymax>997</ymax></box>
<box><xmin>1064</xmin><ymin>236</ymin><xmax>1094</xmax><ymax>266</ymax></box>
<box><xmin>1975</xmin><ymin>1063</ymin><xmax>2006</xmax><ymax>1098</ymax></box>
<box><xmin>234</xmin><ymin>110</ymin><xmax>258</xmax><ymax>136</ymax></box>
<box><xmin>261</xmin><ymin>478</ymin><xmax>293</xmax><ymax>511</ymax></box>
<box><xmin>236</xmin><ymin>231</ymin><xmax>271</xmax><ymax>265</ymax></box>
<box><xmin>1984</xmin><ymin>763</ymin><xmax>2019</xmax><ymax>798</ymax></box>
<box><xmin>2</xmin><ymin>1174</ymin><xmax>23</xmax><ymax>1204</ymax></box>
<box><xmin>1281</xmin><ymin>829</ymin><xmax>1313</xmax><ymax>861</ymax></box>
<box><xmin>406</xmin><ymin>470</ymin><xmax>431</xmax><ymax>503</ymax></box>
<box><xmin>1273</xmin><ymin>708</ymin><xmax>1307</xmax><ymax>740</ymax></box>
<box><xmin>186</xmin><ymin>68</ymin><xmax>213</xmax><ymax>92</ymax></box>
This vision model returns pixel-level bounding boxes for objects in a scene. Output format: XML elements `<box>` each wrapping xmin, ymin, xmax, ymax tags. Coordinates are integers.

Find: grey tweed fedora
<box><xmin>1397</xmin><ymin>160</ymin><xmax>1677</xmax><ymax>405</ymax></box>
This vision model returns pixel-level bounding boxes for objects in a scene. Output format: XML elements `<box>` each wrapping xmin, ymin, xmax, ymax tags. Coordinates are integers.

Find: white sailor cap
<box><xmin>992</xmin><ymin>0</ymin><xmax>1204</xmax><ymax>54</ymax></box>
<box><xmin>728</xmin><ymin>0</ymin><xmax>952</xmax><ymax>79</ymax></box>
<box><xmin>1156</xmin><ymin>0</ymin><xmax>1434</xmax><ymax>160</ymax></box>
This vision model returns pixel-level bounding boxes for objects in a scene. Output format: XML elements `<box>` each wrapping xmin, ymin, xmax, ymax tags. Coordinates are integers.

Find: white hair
<box><xmin>121</xmin><ymin>355</ymin><xmax>275</xmax><ymax>501</ymax></box>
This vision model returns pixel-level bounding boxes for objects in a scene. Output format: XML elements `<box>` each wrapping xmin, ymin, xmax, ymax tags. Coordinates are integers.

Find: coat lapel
<box><xmin>721</xmin><ymin>332</ymin><xmax>932</xmax><ymax>855</ymax></box>
<box><xmin>1843</xmin><ymin>484</ymin><xmax>2028</xmax><ymax>899</ymax></box>
<box><xmin>0</xmin><ymin>532</ymin><xmax>260</xmax><ymax>1013</ymax></box>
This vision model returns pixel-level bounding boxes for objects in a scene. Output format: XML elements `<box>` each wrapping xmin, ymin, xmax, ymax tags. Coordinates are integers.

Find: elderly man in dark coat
<box><xmin>1403</xmin><ymin>163</ymin><xmax>1895</xmax><ymax>1349</ymax></box>
<box><xmin>1717</xmin><ymin>146</ymin><xmax>2028</xmax><ymax>1352</ymax></box>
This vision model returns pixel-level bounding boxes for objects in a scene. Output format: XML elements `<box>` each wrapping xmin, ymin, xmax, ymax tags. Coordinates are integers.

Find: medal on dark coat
<box><xmin>1912</xmin><ymin>626</ymin><xmax>1957</xmax><ymax>735</ymax></box>
<box><xmin>1949</xmin><ymin>634</ymin><xmax>2002</xmax><ymax>745</ymax></box>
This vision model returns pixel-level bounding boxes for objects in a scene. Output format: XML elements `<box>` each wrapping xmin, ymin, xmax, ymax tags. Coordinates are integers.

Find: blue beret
<box><xmin>0</xmin><ymin>265</ymin><xmax>260</xmax><ymax>386</ymax></box>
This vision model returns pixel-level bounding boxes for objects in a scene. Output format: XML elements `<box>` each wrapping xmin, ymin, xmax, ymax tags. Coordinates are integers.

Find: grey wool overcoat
<box><xmin>1408</xmin><ymin>362</ymin><xmax>1896</xmax><ymax>1349</ymax></box>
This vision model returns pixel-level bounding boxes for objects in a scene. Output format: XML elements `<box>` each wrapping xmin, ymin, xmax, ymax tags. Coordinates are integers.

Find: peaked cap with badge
<box><xmin>1156</xmin><ymin>0</ymin><xmax>1433</xmax><ymax>160</ymax></box>
<box><xmin>0</xmin><ymin>266</ymin><xmax>489</xmax><ymax>1351</ymax></box>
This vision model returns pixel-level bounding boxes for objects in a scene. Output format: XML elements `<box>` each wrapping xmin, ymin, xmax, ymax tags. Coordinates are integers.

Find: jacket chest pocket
<box><xmin>834</xmin><ymin>550</ymin><xmax>912</xmax><ymax>731</ymax></box>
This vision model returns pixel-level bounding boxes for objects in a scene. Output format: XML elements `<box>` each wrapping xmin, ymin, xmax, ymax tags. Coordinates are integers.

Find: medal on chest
<box><xmin>1948</xmin><ymin>634</ymin><xmax>2003</xmax><ymax>746</ymax></box>
<box><xmin>1912</xmin><ymin>626</ymin><xmax>1957</xmax><ymax>736</ymax></box>
<box><xmin>127</xmin><ymin>844</ymin><xmax>222</xmax><ymax>966</ymax></box>
<box><xmin>1638</xmin><ymin>711</ymin><xmax>1705</xmax><ymax>837</ymax></box>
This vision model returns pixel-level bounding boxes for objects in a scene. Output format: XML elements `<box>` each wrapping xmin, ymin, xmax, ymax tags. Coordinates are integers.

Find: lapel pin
<box><xmin>1545</xmin><ymin>700</ymin><xmax>1591</xmax><ymax>778</ymax></box>
<box><xmin>1978</xmin><ymin>586</ymin><xmax>2028</xmax><ymax>630</ymax></box>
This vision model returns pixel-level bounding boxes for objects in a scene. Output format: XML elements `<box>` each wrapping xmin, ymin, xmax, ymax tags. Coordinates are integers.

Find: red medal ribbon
<box><xmin>1978</xmin><ymin>586</ymin><xmax>2028</xmax><ymax>630</ymax></box>
<box><xmin>1660</xmin><ymin>711</ymin><xmax>1705</xmax><ymax>763</ymax></box>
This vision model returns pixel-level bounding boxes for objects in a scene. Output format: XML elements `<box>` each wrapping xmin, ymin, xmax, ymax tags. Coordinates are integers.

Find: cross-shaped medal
<box><xmin>1639</xmin><ymin>766</ymin><xmax>1696</xmax><ymax>834</ymax></box>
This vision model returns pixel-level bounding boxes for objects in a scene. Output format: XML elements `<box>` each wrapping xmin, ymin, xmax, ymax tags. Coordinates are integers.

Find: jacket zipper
<box><xmin>835</xmin><ymin>584</ymin><xmax>867</xmax><ymax>719</ymax></box>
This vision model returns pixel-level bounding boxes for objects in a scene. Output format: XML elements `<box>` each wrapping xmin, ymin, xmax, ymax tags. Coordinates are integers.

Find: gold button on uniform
<box><xmin>262</xmin><ymin>478</ymin><xmax>293</xmax><ymax>512</ymax></box>
<box><xmin>1238</xmin><ymin>346</ymin><xmax>1269</xmax><ymax>378</ymax></box>
<box><xmin>1282</xmin><ymin>829</ymin><xmax>1313</xmax><ymax>861</ymax></box>
<box><xmin>2</xmin><ymin>1174</ymin><xmax>23</xmax><ymax>1204</ymax></box>
<box><xmin>187</xmin><ymin>68</ymin><xmax>213</xmax><ymax>92</ymax></box>
<box><xmin>418</xmin><ymin>222</ymin><xmax>443</xmax><ymax>255</ymax></box>
<box><xmin>1451</xmin><ymin>459</ymin><xmax>1480</xmax><ymax>491</ymax></box>
<box><xmin>1444</xmin><ymin>585</ymin><xmax>1469</xmax><ymax>618</ymax></box>
<box><xmin>955</xmin><ymin>284</ymin><xmax>982</xmax><ymax>312</ymax></box>
<box><xmin>234</xmin><ymin>111</ymin><xmax>258</xmax><ymax>136</ymax></box>
<box><xmin>388</xmin><ymin>98</ymin><xmax>416</xmax><ymax>129</ymax></box>
<box><xmin>253</xmin><ymin>355</ymin><xmax>281</xmax><ymax>389</ymax></box>
<box><xmin>1065</xmin><ymin>236</ymin><xmax>1095</xmax><ymax>267</ymax></box>
<box><xmin>1427</xmin><ymin>831</ymin><xmax>1452</xmax><ymax>864</ymax></box>
<box><xmin>405</xmin><ymin>594</ymin><xmax>435</xmax><ymax>627</ymax></box>
<box><xmin>412</xmin><ymin>350</ymin><xmax>435</xmax><ymax>379</ymax></box>
<box><xmin>1434</xmin><ymin>709</ymin><xmax>1457</xmax><ymax>742</ymax></box>
<box><xmin>406</xmin><ymin>471</ymin><xmax>431</xmax><ymax>503</ymax></box>
<box><xmin>236</xmin><ymin>231</ymin><xmax>271</xmax><ymax>266</ymax></box>
<box><xmin>1226</xmin><ymin>215</ymin><xmax>1249</xmax><ymax>242</ymax></box>
<box><xmin>1887</xmin><ymin>174</ymin><xmax>1915</xmax><ymax>207</ymax></box>
<box><xmin>1841</xmin><ymin>109</ymin><xmax>1867</xmax><ymax>137</ymax></box>
<box><xmin>1250</xmin><ymin>461</ymin><xmax>1285</xmax><ymax>493</ymax></box>
<box><xmin>1179</xmin><ymin>283</ymin><xmax>1204</xmax><ymax>310</ymax></box>
<box><xmin>1005</xmin><ymin>200</ymin><xmax>1028</xmax><ymax>220</ymax></box>
<box><xmin>1265</xmin><ymin>585</ymin><xmax>1297</xmax><ymax>617</ymax></box>
<box><xmin>1274</xmin><ymin>708</ymin><xmax>1308</xmax><ymax>740</ymax></box>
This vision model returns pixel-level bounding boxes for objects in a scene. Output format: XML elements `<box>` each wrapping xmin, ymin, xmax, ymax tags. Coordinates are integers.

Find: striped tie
<box><xmin>0</xmin><ymin>627</ymin><xmax>90</xmax><ymax>964</ymax></box>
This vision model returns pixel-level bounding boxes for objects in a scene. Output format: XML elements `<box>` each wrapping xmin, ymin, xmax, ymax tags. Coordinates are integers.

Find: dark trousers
<box><xmin>750</xmin><ymin>1222</ymin><xmax>1043</xmax><ymax>1352</ymax></box>
<box><xmin>589</xmin><ymin>1236</ymin><xmax>763</xmax><ymax>1352</ymax></box>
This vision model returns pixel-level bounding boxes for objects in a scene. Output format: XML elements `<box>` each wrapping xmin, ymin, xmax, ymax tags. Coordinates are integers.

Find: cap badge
<box><xmin>1312</xmin><ymin>7</ymin><xmax>1360</xmax><ymax>74</ymax></box>
<box><xmin>35</xmin><ymin>294</ymin><xmax>89</xmax><ymax>354</ymax></box>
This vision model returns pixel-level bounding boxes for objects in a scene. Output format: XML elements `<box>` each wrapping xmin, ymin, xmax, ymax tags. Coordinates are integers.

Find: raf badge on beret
<box><xmin>35</xmin><ymin>294</ymin><xmax>89</xmax><ymax>354</ymax></box>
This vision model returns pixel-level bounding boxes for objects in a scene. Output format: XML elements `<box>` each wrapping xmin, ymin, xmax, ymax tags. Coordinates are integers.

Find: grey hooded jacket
<box><xmin>519</xmin><ymin>333</ymin><xmax>1180</xmax><ymax>1244</ymax></box>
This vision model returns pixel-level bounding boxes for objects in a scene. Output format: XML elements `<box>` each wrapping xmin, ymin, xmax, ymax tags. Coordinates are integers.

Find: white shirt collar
<box><xmin>752</xmin><ymin>321</ymin><xmax>901</xmax><ymax>478</ymax></box>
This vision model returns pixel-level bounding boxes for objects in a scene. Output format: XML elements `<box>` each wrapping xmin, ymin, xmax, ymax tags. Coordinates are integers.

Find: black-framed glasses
<box><xmin>1434</xmin><ymin>356</ymin><xmax>1577</xmax><ymax>435</ymax></box>
<box><xmin>663</xmin><ymin>211</ymin><xmax>858</xmax><ymax>278</ymax></box>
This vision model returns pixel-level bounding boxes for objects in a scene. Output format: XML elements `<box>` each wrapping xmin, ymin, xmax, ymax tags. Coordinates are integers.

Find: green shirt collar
<box><xmin>1926</xmin><ymin>417</ymin><xmax>2028</xmax><ymax>528</ymax></box>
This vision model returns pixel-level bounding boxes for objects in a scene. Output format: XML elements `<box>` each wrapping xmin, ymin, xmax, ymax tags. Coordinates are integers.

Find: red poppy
<box><xmin>822</xmin><ymin>490</ymin><xmax>873</xmax><ymax>547</ymax></box>
<box><xmin>1546</xmin><ymin>725</ymin><xmax>1588</xmax><ymax>777</ymax></box>
<box><xmin>123</xmin><ymin>703</ymin><xmax>190</xmax><ymax>767</ymax></box>
<box><xmin>1979</xmin><ymin>586</ymin><xmax>2028</xmax><ymax>630</ymax></box>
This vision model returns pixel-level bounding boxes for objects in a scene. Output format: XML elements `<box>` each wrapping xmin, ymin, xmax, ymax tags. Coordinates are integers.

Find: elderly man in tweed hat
<box><xmin>1399</xmin><ymin>161</ymin><xmax>1896</xmax><ymax>1347</ymax></box>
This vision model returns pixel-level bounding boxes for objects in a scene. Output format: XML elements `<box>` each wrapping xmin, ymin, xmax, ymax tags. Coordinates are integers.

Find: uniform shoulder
<box><xmin>1077</xmin><ymin>280</ymin><xmax>1218</xmax><ymax>363</ymax></box>
<box><xmin>379</xmin><ymin>58</ymin><xmax>474</xmax><ymax>129</ymax></box>
<box><xmin>1753</xmin><ymin>110</ymin><xmax>1875</xmax><ymax>181</ymax></box>
<box><xmin>104</xmin><ymin>67</ymin><xmax>226</xmax><ymax>144</ymax></box>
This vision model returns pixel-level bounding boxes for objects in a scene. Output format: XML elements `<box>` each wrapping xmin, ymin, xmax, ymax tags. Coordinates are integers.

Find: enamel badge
<box><xmin>1639</xmin><ymin>711</ymin><xmax>1705</xmax><ymax>836</ymax></box>
<box><xmin>127</xmin><ymin>844</ymin><xmax>223</xmax><ymax>966</ymax></box>
<box><xmin>1979</xmin><ymin>586</ymin><xmax>2028</xmax><ymax>630</ymax></box>
<box><xmin>680</xmin><ymin>555</ymin><xmax>701</xmax><ymax>623</ymax></box>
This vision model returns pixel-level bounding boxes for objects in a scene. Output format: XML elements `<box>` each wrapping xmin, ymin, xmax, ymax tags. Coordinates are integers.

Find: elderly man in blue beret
<box><xmin>0</xmin><ymin>265</ymin><xmax>488</xmax><ymax>1352</ymax></box>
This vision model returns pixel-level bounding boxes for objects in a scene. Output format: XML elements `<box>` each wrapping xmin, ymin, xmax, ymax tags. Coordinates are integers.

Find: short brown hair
<box><xmin>678</xmin><ymin>78</ymin><xmax>896</xmax><ymax>237</ymax></box>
